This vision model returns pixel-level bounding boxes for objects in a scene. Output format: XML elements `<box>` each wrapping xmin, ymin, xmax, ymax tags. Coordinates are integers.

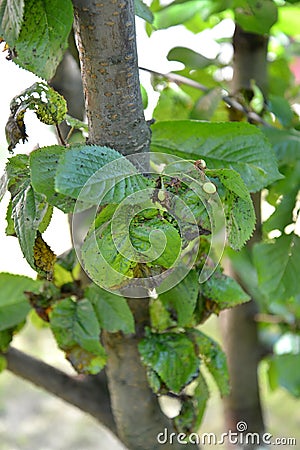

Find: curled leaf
<box><xmin>5</xmin><ymin>82</ymin><xmax>67</xmax><ymax>152</ymax></box>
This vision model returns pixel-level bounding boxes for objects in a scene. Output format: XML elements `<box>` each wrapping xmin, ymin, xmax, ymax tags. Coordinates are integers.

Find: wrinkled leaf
<box><xmin>173</xmin><ymin>372</ymin><xmax>209</xmax><ymax>433</ymax></box>
<box><xmin>201</xmin><ymin>269</ymin><xmax>250</xmax><ymax>311</ymax></box>
<box><xmin>206</xmin><ymin>168</ymin><xmax>256</xmax><ymax>249</ymax></box>
<box><xmin>50</xmin><ymin>297</ymin><xmax>107</xmax><ymax>374</ymax></box>
<box><xmin>158</xmin><ymin>270</ymin><xmax>199</xmax><ymax>327</ymax></box>
<box><xmin>6</xmin><ymin>83</ymin><xmax>67</xmax><ymax>152</ymax></box>
<box><xmin>139</xmin><ymin>330</ymin><xmax>199</xmax><ymax>393</ymax></box>
<box><xmin>188</xmin><ymin>329</ymin><xmax>229</xmax><ymax>396</ymax></box>
<box><xmin>0</xmin><ymin>0</ymin><xmax>24</xmax><ymax>44</ymax></box>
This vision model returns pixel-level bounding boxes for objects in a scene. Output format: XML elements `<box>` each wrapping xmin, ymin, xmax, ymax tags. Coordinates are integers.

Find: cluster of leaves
<box><xmin>0</xmin><ymin>100</ymin><xmax>281</xmax><ymax>433</ymax></box>
<box><xmin>1</xmin><ymin>0</ymin><xmax>299</xmax><ymax>435</ymax></box>
<box><xmin>134</xmin><ymin>0</ymin><xmax>300</xmax><ymax>416</ymax></box>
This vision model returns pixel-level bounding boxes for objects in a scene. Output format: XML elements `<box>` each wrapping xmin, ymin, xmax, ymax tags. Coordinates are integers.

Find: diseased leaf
<box><xmin>206</xmin><ymin>168</ymin><xmax>256</xmax><ymax>249</ymax></box>
<box><xmin>151</xmin><ymin>121</ymin><xmax>282</xmax><ymax>192</ymax></box>
<box><xmin>0</xmin><ymin>0</ymin><xmax>25</xmax><ymax>45</ymax></box>
<box><xmin>188</xmin><ymin>329</ymin><xmax>229</xmax><ymax>396</ymax></box>
<box><xmin>11</xmin><ymin>183</ymin><xmax>51</xmax><ymax>271</ymax></box>
<box><xmin>14</xmin><ymin>0</ymin><xmax>73</xmax><ymax>79</ymax></box>
<box><xmin>33</xmin><ymin>232</ymin><xmax>56</xmax><ymax>280</ymax></box>
<box><xmin>201</xmin><ymin>269</ymin><xmax>250</xmax><ymax>311</ymax></box>
<box><xmin>0</xmin><ymin>273</ymin><xmax>42</xmax><ymax>331</ymax></box>
<box><xmin>253</xmin><ymin>234</ymin><xmax>300</xmax><ymax>303</ymax></box>
<box><xmin>173</xmin><ymin>372</ymin><xmax>209</xmax><ymax>433</ymax></box>
<box><xmin>139</xmin><ymin>330</ymin><xmax>199</xmax><ymax>393</ymax></box>
<box><xmin>50</xmin><ymin>297</ymin><xmax>107</xmax><ymax>374</ymax></box>
<box><xmin>6</xmin><ymin>83</ymin><xmax>67</xmax><ymax>152</ymax></box>
<box><xmin>6</xmin><ymin>154</ymin><xmax>29</xmax><ymax>196</ymax></box>
<box><xmin>158</xmin><ymin>270</ymin><xmax>199</xmax><ymax>327</ymax></box>
<box><xmin>85</xmin><ymin>284</ymin><xmax>135</xmax><ymax>334</ymax></box>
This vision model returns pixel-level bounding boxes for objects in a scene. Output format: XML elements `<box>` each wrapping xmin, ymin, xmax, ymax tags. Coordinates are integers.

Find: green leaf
<box><xmin>14</xmin><ymin>0</ymin><xmax>73</xmax><ymax>79</ymax></box>
<box><xmin>151</xmin><ymin>121</ymin><xmax>282</xmax><ymax>192</ymax></box>
<box><xmin>5</xmin><ymin>199</ymin><xmax>15</xmax><ymax>236</ymax></box>
<box><xmin>268</xmin><ymin>95</ymin><xmax>294</xmax><ymax>128</ymax></box>
<box><xmin>152</xmin><ymin>1</ymin><xmax>204</xmax><ymax>29</ymax></box>
<box><xmin>263</xmin><ymin>183</ymin><xmax>300</xmax><ymax>233</ymax></box>
<box><xmin>167</xmin><ymin>46</ymin><xmax>216</xmax><ymax>70</ymax></box>
<box><xmin>55</xmin><ymin>145</ymin><xmax>150</xmax><ymax>208</ymax></box>
<box><xmin>30</xmin><ymin>145</ymin><xmax>77</xmax><ymax>213</ymax></box>
<box><xmin>0</xmin><ymin>0</ymin><xmax>25</xmax><ymax>44</ymax></box>
<box><xmin>201</xmin><ymin>269</ymin><xmax>251</xmax><ymax>310</ymax></box>
<box><xmin>50</xmin><ymin>297</ymin><xmax>107</xmax><ymax>374</ymax></box>
<box><xmin>206</xmin><ymin>168</ymin><xmax>256</xmax><ymax>249</ymax></box>
<box><xmin>135</xmin><ymin>0</ymin><xmax>154</xmax><ymax>23</ymax></box>
<box><xmin>6</xmin><ymin>154</ymin><xmax>29</xmax><ymax>196</ymax></box>
<box><xmin>85</xmin><ymin>284</ymin><xmax>135</xmax><ymax>334</ymax></box>
<box><xmin>6</xmin><ymin>82</ymin><xmax>67</xmax><ymax>152</ymax></box>
<box><xmin>253</xmin><ymin>234</ymin><xmax>300</xmax><ymax>303</ymax></box>
<box><xmin>158</xmin><ymin>270</ymin><xmax>199</xmax><ymax>327</ymax></box>
<box><xmin>274</xmin><ymin>5</ymin><xmax>300</xmax><ymax>36</ymax></box>
<box><xmin>153</xmin><ymin>86</ymin><xmax>192</xmax><ymax>121</ymax></box>
<box><xmin>173</xmin><ymin>372</ymin><xmax>209</xmax><ymax>433</ymax></box>
<box><xmin>188</xmin><ymin>329</ymin><xmax>229</xmax><ymax>396</ymax></box>
<box><xmin>0</xmin><ymin>354</ymin><xmax>7</xmax><ymax>372</ymax></box>
<box><xmin>0</xmin><ymin>273</ymin><xmax>42</xmax><ymax>331</ymax></box>
<box><xmin>268</xmin><ymin>354</ymin><xmax>300</xmax><ymax>397</ymax></box>
<box><xmin>234</xmin><ymin>0</ymin><xmax>278</xmax><ymax>34</ymax></box>
<box><xmin>81</xmin><ymin>219</ymin><xmax>134</xmax><ymax>290</ymax></box>
<box><xmin>139</xmin><ymin>330</ymin><xmax>199</xmax><ymax>394</ymax></box>
<box><xmin>129</xmin><ymin>217</ymin><xmax>181</xmax><ymax>269</ymax></box>
<box><xmin>12</xmin><ymin>183</ymin><xmax>49</xmax><ymax>269</ymax></box>
<box><xmin>190</xmin><ymin>88</ymin><xmax>223</xmax><ymax>121</ymax></box>
<box><xmin>262</xmin><ymin>128</ymin><xmax>300</xmax><ymax>166</ymax></box>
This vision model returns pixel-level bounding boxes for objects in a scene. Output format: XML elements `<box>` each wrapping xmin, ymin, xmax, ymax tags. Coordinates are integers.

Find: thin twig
<box><xmin>139</xmin><ymin>66</ymin><xmax>273</xmax><ymax>128</ymax></box>
<box><xmin>55</xmin><ymin>124</ymin><xmax>67</xmax><ymax>146</ymax></box>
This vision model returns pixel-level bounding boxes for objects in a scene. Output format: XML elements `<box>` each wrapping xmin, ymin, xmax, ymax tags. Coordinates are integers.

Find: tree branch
<box><xmin>4</xmin><ymin>346</ymin><xmax>117</xmax><ymax>435</ymax></box>
<box><xmin>139</xmin><ymin>66</ymin><xmax>272</xmax><ymax>128</ymax></box>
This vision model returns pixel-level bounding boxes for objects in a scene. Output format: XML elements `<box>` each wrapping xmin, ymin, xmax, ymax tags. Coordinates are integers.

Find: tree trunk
<box><xmin>72</xmin><ymin>0</ymin><xmax>151</xmax><ymax>154</ymax></box>
<box><xmin>220</xmin><ymin>25</ymin><xmax>267</xmax><ymax>449</ymax></box>
<box><xmin>72</xmin><ymin>1</ymin><xmax>196</xmax><ymax>448</ymax></box>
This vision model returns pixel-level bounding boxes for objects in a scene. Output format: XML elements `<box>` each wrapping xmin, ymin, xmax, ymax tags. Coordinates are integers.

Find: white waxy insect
<box><xmin>202</xmin><ymin>182</ymin><xmax>217</xmax><ymax>194</ymax></box>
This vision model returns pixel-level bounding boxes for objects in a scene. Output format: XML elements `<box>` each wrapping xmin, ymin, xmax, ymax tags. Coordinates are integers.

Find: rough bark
<box><xmin>221</xmin><ymin>25</ymin><xmax>267</xmax><ymax>449</ymax></box>
<box><xmin>72</xmin><ymin>1</ymin><xmax>196</xmax><ymax>449</ymax></box>
<box><xmin>72</xmin><ymin>0</ymin><xmax>151</xmax><ymax>154</ymax></box>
